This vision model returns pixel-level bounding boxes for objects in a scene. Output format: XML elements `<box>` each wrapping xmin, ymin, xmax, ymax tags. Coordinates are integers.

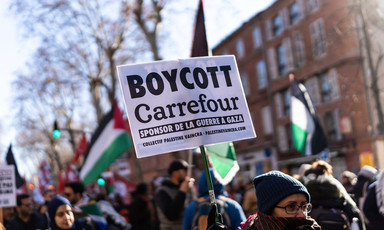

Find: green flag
<box><xmin>205</xmin><ymin>142</ymin><xmax>239</xmax><ymax>185</ymax></box>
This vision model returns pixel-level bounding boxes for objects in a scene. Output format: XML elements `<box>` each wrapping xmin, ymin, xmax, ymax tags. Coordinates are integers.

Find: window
<box><xmin>277</xmin><ymin>125</ymin><xmax>289</xmax><ymax>151</ymax></box>
<box><xmin>256</xmin><ymin>61</ymin><xmax>268</xmax><ymax>89</ymax></box>
<box><xmin>328</xmin><ymin>69</ymin><xmax>340</xmax><ymax>100</ymax></box>
<box><xmin>308</xmin><ymin>0</ymin><xmax>321</xmax><ymax>14</ymax></box>
<box><xmin>304</xmin><ymin>77</ymin><xmax>320</xmax><ymax>105</ymax></box>
<box><xmin>283</xmin><ymin>37</ymin><xmax>294</xmax><ymax>72</ymax></box>
<box><xmin>324</xmin><ymin>110</ymin><xmax>341</xmax><ymax>141</ymax></box>
<box><xmin>274</xmin><ymin>93</ymin><xmax>283</xmax><ymax>118</ymax></box>
<box><xmin>320</xmin><ymin>69</ymin><xmax>340</xmax><ymax>103</ymax></box>
<box><xmin>286</xmin><ymin>124</ymin><xmax>293</xmax><ymax>150</ymax></box>
<box><xmin>266</xmin><ymin>19</ymin><xmax>273</xmax><ymax>40</ymax></box>
<box><xmin>310</xmin><ymin>19</ymin><xmax>326</xmax><ymax>58</ymax></box>
<box><xmin>262</xmin><ymin>106</ymin><xmax>274</xmax><ymax>135</ymax></box>
<box><xmin>284</xmin><ymin>88</ymin><xmax>291</xmax><ymax>117</ymax></box>
<box><xmin>277</xmin><ymin>44</ymin><xmax>287</xmax><ymax>76</ymax></box>
<box><xmin>253</xmin><ymin>27</ymin><xmax>262</xmax><ymax>48</ymax></box>
<box><xmin>293</xmin><ymin>32</ymin><xmax>305</xmax><ymax>67</ymax></box>
<box><xmin>240</xmin><ymin>71</ymin><xmax>250</xmax><ymax>96</ymax></box>
<box><xmin>236</xmin><ymin>39</ymin><xmax>245</xmax><ymax>58</ymax></box>
<box><xmin>290</xmin><ymin>2</ymin><xmax>300</xmax><ymax>25</ymax></box>
<box><xmin>274</xmin><ymin>90</ymin><xmax>291</xmax><ymax>119</ymax></box>
<box><xmin>273</xmin><ymin>15</ymin><xmax>283</xmax><ymax>36</ymax></box>
<box><xmin>268</xmin><ymin>48</ymin><xmax>278</xmax><ymax>79</ymax></box>
<box><xmin>320</xmin><ymin>72</ymin><xmax>332</xmax><ymax>102</ymax></box>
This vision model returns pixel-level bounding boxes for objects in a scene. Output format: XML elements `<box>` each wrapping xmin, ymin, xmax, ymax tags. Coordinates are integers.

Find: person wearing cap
<box><xmin>154</xmin><ymin>159</ymin><xmax>195</xmax><ymax>230</ymax></box>
<box><xmin>362</xmin><ymin>169</ymin><xmax>384</xmax><ymax>230</ymax></box>
<box><xmin>238</xmin><ymin>170</ymin><xmax>320</xmax><ymax>230</ymax></box>
<box><xmin>351</xmin><ymin>165</ymin><xmax>378</xmax><ymax>208</ymax></box>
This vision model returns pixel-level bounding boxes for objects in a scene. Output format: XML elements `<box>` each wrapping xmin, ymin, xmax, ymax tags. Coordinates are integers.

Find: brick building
<box><xmin>212</xmin><ymin>0</ymin><xmax>384</xmax><ymax>179</ymax></box>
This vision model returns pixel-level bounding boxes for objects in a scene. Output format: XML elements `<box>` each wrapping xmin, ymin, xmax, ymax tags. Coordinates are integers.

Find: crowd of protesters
<box><xmin>1</xmin><ymin>159</ymin><xmax>384</xmax><ymax>230</ymax></box>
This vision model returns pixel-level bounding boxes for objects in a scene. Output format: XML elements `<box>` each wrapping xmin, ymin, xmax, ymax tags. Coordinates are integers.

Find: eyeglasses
<box><xmin>275</xmin><ymin>203</ymin><xmax>312</xmax><ymax>214</ymax></box>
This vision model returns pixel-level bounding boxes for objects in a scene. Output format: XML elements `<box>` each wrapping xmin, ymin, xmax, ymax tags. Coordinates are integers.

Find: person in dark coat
<box><xmin>303</xmin><ymin>160</ymin><xmax>366</xmax><ymax>230</ymax></box>
<box><xmin>2</xmin><ymin>206</ymin><xmax>15</xmax><ymax>228</ymax></box>
<box><xmin>154</xmin><ymin>159</ymin><xmax>195</xmax><ymax>230</ymax></box>
<box><xmin>350</xmin><ymin>165</ymin><xmax>377</xmax><ymax>208</ymax></box>
<box><xmin>7</xmin><ymin>194</ymin><xmax>48</xmax><ymax>230</ymax></box>
<box><xmin>362</xmin><ymin>170</ymin><xmax>384</xmax><ymax>230</ymax></box>
<box><xmin>129</xmin><ymin>182</ymin><xmax>154</xmax><ymax>230</ymax></box>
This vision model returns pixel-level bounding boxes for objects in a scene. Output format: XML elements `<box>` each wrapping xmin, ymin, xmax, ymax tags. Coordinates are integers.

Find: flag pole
<box><xmin>199</xmin><ymin>145</ymin><xmax>216</xmax><ymax>205</ymax></box>
<box><xmin>192</xmin><ymin>0</ymin><xmax>220</xmax><ymax>223</ymax></box>
<box><xmin>200</xmin><ymin>145</ymin><xmax>221</xmax><ymax>223</ymax></box>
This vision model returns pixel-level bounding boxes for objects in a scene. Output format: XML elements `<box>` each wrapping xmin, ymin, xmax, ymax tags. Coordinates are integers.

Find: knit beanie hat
<box><xmin>253</xmin><ymin>170</ymin><xmax>310</xmax><ymax>214</ymax></box>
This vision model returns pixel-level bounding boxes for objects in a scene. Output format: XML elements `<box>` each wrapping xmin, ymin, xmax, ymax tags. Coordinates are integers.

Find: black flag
<box><xmin>191</xmin><ymin>0</ymin><xmax>209</xmax><ymax>57</ymax></box>
<box><xmin>5</xmin><ymin>144</ymin><xmax>25</xmax><ymax>188</ymax></box>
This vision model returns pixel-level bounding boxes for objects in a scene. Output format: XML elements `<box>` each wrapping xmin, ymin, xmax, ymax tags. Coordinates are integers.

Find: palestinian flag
<box><xmin>290</xmin><ymin>74</ymin><xmax>327</xmax><ymax>155</ymax></box>
<box><xmin>71</xmin><ymin>132</ymin><xmax>88</xmax><ymax>164</ymax></box>
<box><xmin>206</xmin><ymin>142</ymin><xmax>239</xmax><ymax>185</ymax></box>
<box><xmin>80</xmin><ymin>101</ymin><xmax>133</xmax><ymax>185</ymax></box>
<box><xmin>80</xmin><ymin>203</ymin><xmax>107</xmax><ymax>230</ymax></box>
<box><xmin>5</xmin><ymin>144</ymin><xmax>24</xmax><ymax>188</ymax></box>
<box><xmin>190</xmin><ymin>0</ymin><xmax>210</xmax><ymax>57</ymax></box>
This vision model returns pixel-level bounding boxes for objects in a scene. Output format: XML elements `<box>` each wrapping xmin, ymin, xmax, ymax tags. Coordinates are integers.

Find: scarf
<box><xmin>238</xmin><ymin>212</ymin><xmax>321</xmax><ymax>230</ymax></box>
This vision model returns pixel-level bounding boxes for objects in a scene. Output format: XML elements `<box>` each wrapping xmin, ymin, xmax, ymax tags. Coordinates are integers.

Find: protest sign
<box><xmin>0</xmin><ymin>165</ymin><xmax>16</xmax><ymax>207</ymax></box>
<box><xmin>117</xmin><ymin>55</ymin><xmax>256</xmax><ymax>158</ymax></box>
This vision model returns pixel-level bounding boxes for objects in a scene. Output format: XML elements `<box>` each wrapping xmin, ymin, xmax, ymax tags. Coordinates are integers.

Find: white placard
<box><xmin>117</xmin><ymin>55</ymin><xmax>256</xmax><ymax>158</ymax></box>
<box><xmin>0</xmin><ymin>165</ymin><xmax>17</xmax><ymax>207</ymax></box>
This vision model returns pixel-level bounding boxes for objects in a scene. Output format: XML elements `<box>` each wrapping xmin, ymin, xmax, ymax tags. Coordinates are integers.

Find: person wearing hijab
<box><xmin>47</xmin><ymin>196</ymin><xmax>92</xmax><ymax>230</ymax></box>
<box><xmin>238</xmin><ymin>170</ymin><xmax>321</xmax><ymax>230</ymax></box>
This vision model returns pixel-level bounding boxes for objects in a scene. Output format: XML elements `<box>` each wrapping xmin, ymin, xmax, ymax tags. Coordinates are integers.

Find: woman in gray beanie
<box><xmin>238</xmin><ymin>171</ymin><xmax>321</xmax><ymax>230</ymax></box>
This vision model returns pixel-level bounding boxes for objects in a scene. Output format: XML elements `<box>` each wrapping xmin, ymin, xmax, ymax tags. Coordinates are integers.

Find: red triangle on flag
<box><xmin>113</xmin><ymin>101</ymin><xmax>130</xmax><ymax>132</ymax></box>
<box><xmin>58</xmin><ymin>169</ymin><xmax>65</xmax><ymax>193</ymax></box>
<box><xmin>71</xmin><ymin>133</ymin><xmax>89</xmax><ymax>164</ymax></box>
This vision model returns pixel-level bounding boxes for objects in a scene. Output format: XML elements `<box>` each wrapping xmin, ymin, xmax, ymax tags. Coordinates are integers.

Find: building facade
<box><xmin>213</xmin><ymin>0</ymin><xmax>384</xmax><ymax>179</ymax></box>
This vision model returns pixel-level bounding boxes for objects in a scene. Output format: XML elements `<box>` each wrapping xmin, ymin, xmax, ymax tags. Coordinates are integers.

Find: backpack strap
<box><xmin>192</xmin><ymin>198</ymin><xmax>210</xmax><ymax>230</ymax></box>
<box><xmin>191</xmin><ymin>196</ymin><xmax>231</xmax><ymax>230</ymax></box>
<box><xmin>216</xmin><ymin>196</ymin><xmax>231</xmax><ymax>228</ymax></box>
